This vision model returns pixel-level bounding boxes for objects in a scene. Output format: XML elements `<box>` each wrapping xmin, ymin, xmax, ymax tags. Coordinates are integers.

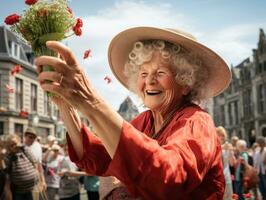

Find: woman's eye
<box><xmin>140</xmin><ymin>72</ymin><xmax>148</xmax><ymax>77</ymax></box>
<box><xmin>158</xmin><ymin>71</ymin><xmax>166</xmax><ymax>75</ymax></box>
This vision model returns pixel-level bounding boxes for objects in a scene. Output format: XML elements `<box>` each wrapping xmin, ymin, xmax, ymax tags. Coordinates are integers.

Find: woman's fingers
<box><xmin>46</xmin><ymin>41</ymin><xmax>78</xmax><ymax>67</ymax></box>
<box><xmin>38</xmin><ymin>71</ymin><xmax>62</xmax><ymax>85</ymax></box>
<box><xmin>35</xmin><ymin>56</ymin><xmax>69</xmax><ymax>74</ymax></box>
<box><xmin>40</xmin><ymin>83</ymin><xmax>77</xmax><ymax>107</ymax></box>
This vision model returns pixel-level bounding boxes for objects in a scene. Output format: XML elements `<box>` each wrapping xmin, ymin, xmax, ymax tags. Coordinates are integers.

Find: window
<box><xmin>15</xmin><ymin>78</ymin><xmax>23</xmax><ymax>110</ymax></box>
<box><xmin>31</xmin><ymin>84</ymin><xmax>37</xmax><ymax>112</ymax></box>
<box><xmin>243</xmin><ymin>89</ymin><xmax>253</xmax><ymax>117</ymax></box>
<box><xmin>228</xmin><ymin>103</ymin><xmax>233</xmax><ymax>125</ymax></box>
<box><xmin>258</xmin><ymin>84</ymin><xmax>266</xmax><ymax>113</ymax></box>
<box><xmin>14</xmin><ymin>123</ymin><xmax>23</xmax><ymax>139</ymax></box>
<box><xmin>0</xmin><ymin>74</ymin><xmax>2</xmax><ymax>106</ymax></box>
<box><xmin>8</xmin><ymin>41</ymin><xmax>20</xmax><ymax>58</ymax></box>
<box><xmin>0</xmin><ymin>122</ymin><xmax>4</xmax><ymax>135</ymax></box>
<box><xmin>220</xmin><ymin>105</ymin><xmax>225</xmax><ymax>126</ymax></box>
<box><xmin>44</xmin><ymin>91</ymin><xmax>51</xmax><ymax>115</ymax></box>
<box><xmin>233</xmin><ymin>101</ymin><xmax>239</xmax><ymax>124</ymax></box>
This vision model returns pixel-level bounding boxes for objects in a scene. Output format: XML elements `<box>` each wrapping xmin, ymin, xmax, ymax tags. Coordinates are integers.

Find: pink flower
<box><xmin>4</xmin><ymin>14</ymin><xmax>20</xmax><ymax>25</ymax></box>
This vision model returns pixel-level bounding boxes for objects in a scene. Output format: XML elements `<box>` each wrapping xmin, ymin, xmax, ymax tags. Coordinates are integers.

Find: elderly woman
<box><xmin>35</xmin><ymin>27</ymin><xmax>231</xmax><ymax>199</ymax></box>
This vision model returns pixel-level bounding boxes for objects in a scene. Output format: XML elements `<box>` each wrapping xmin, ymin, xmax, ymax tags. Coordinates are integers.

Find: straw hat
<box><xmin>25</xmin><ymin>127</ymin><xmax>37</xmax><ymax>136</ymax></box>
<box><xmin>108</xmin><ymin>26</ymin><xmax>231</xmax><ymax>98</ymax></box>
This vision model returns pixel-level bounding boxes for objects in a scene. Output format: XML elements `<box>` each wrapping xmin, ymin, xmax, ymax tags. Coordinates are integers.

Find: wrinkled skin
<box><xmin>35</xmin><ymin>41</ymin><xmax>102</xmax><ymax>112</ymax></box>
<box><xmin>35</xmin><ymin>41</ymin><xmax>123</xmax><ymax>158</ymax></box>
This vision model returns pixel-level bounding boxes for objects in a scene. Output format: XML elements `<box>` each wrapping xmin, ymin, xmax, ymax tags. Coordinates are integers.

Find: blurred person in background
<box><xmin>43</xmin><ymin>144</ymin><xmax>63</xmax><ymax>200</ymax></box>
<box><xmin>58</xmin><ymin>144</ymin><xmax>83</xmax><ymax>200</ymax></box>
<box><xmin>83</xmin><ymin>176</ymin><xmax>99</xmax><ymax>200</ymax></box>
<box><xmin>0</xmin><ymin>138</ymin><xmax>12</xmax><ymax>200</ymax></box>
<box><xmin>24</xmin><ymin>127</ymin><xmax>47</xmax><ymax>199</ymax></box>
<box><xmin>253</xmin><ymin>136</ymin><xmax>266</xmax><ymax>200</ymax></box>
<box><xmin>234</xmin><ymin>140</ymin><xmax>249</xmax><ymax>200</ymax></box>
<box><xmin>216</xmin><ymin>126</ymin><xmax>235</xmax><ymax>200</ymax></box>
<box><xmin>5</xmin><ymin>134</ymin><xmax>38</xmax><ymax>200</ymax></box>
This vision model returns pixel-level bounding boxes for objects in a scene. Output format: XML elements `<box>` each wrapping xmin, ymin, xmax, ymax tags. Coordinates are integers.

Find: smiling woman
<box><xmin>35</xmin><ymin>26</ymin><xmax>231</xmax><ymax>200</ymax></box>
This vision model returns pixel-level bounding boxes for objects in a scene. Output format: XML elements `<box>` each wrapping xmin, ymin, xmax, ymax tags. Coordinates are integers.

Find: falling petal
<box><xmin>83</xmin><ymin>49</ymin><xmax>92</xmax><ymax>59</ymax></box>
<box><xmin>11</xmin><ymin>64</ymin><xmax>22</xmax><ymax>76</ymax></box>
<box><xmin>104</xmin><ymin>76</ymin><xmax>112</xmax><ymax>84</ymax></box>
<box><xmin>5</xmin><ymin>84</ymin><xmax>15</xmax><ymax>93</ymax></box>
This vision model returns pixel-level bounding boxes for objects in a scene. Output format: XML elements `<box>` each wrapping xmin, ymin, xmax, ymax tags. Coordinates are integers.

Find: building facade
<box><xmin>213</xmin><ymin>29</ymin><xmax>266</xmax><ymax>145</ymax></box>
<box><xmin>117</xmin><ymin>96</ymin><xmax>139</xmax><ymax>121</ymax></box>
<box><xmin>0</xmin><ymin>25</ymin><xmax>62</xmax><ymax>140</ymax></box>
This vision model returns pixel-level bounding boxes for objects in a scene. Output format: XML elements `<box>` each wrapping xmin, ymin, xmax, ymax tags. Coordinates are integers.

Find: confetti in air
<box><xmin>83</xmin><ymin>49</ymin><xmax>92</xmax><ymax>59</ymax></box>
<box><xmin>11</xmin><ymin>64</ymin><xmax>22</xmax><ymax>76</ymax></box>
<box><xmin>104</xmin><ymin>76</ymin><xmax>112</xmax><ymax>84</ymax></box>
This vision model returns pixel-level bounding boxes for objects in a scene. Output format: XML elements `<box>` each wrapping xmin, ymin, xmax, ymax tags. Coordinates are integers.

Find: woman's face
<box><xmin>137</xmin><ymin>52</ymin><xmax>189</xmax><ymax>113</ymax></box>
<box><xmin>217</xmin><ymin>132</ymin><xmax>226</xmax><ymax>144</ymax></box>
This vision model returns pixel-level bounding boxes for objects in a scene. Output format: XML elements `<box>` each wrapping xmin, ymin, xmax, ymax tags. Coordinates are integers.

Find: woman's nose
<box><xmin>146</xmin><ymin>74</ymin><xmax>157</xmax><ymax>85</ymax></box>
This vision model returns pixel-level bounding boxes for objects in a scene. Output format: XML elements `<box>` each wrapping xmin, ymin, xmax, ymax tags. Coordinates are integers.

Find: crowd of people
<box><xmin>1</xmin><ymin>126</ymin><xmax>266</xmax><ymax>200</ymax></box>
<box><xmin>216</xmin><ymin>126</ymin><xmax>266</xmax><ymax>200</ymax></box>
<box><xmin>0</xmin><ymin>128</ymin><xmax>100</xmax><ymax>200</ymax></box>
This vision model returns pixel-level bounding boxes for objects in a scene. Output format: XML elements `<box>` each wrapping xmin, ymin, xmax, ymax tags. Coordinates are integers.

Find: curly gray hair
<box><xmin>124</xmin><ymin>40</ymin><xmax>208</xmax><ymax>103</ymax></box>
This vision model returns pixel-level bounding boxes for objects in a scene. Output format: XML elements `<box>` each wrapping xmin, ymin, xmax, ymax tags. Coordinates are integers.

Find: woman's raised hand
<box><xmin>35</xmin><ymin>41</ymin><xmax>100</xmax><ymax>112</ymax></box>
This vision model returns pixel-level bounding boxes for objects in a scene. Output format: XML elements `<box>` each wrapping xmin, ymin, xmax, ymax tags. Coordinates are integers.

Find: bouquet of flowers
<box><xmin>4</xmin><ymin>0</ymin><xmax>83</xmax><ymax>72</ymax></box>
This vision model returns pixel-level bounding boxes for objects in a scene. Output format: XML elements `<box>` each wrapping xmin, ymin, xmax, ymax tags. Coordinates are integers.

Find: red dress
<box><xmin>67</xmin><ymin>104</ymin><xmax>225</xmax><ymax>200</ymax></box>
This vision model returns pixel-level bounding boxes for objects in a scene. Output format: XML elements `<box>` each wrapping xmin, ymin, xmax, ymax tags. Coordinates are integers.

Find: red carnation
<box><xmin>75</xmin><ymin>18</ymin><xmax>83</xmax><ymax>28</ymax></box>
<box><xmin>73</xmin><ymin>26</ymin><xmax>82</xmax><ymax>36</ymax></box>
<box><xmin>25</xmin><ymin>0</ymin><xmax>38</xmax><ymax>5</ymax></box>
<box><xmin>4</xmin><ymin>14</ymin><xmax>20</xmax><ymax>25</ymax></box>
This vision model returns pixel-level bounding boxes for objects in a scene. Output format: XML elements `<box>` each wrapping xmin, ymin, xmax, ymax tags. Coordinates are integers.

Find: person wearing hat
<box><xmin>24</xmin><ymin>127</ymin><xmax>47</xmax><ymax>198</ymax></box>
<box><xmin>35</xmin><ymin>26</ymin><xmax>231</xmax><ymax>199</ymax></box>
<box><xmin>24</xmin><ymin>127</ymin><xmax>42</xmax><ymax>164</ymax></box>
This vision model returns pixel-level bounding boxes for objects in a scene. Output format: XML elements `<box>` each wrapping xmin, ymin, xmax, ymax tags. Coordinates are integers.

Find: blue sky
<box><xmin>1</xmin><ymin>0</ymin><xmax>266</xmax><ymax>110</ymax></box>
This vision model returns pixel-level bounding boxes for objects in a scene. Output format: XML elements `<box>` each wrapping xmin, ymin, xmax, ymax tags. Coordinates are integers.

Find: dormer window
<box><xmin>8</xmin><ymin>41</ymin><xmax>20</xmax><ymax>58</ymax></box>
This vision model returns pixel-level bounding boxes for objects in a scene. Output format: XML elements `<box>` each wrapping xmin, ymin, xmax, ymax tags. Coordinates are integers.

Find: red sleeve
<box><xmin>67</xmin><ymin>124</ymin><xmax>112</xmax><ymax>175</ymax></box>
<box><xmin>106</xmin><ymin>111</ymin><xmax>222</xmax><ymax>199</ymax></box>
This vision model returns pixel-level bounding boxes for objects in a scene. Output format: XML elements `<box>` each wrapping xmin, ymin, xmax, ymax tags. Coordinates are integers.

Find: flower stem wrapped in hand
<box><xmin>5</xmin><ymin>0</ymin><xmax>83</xmax><ymax>94</ymax></box>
